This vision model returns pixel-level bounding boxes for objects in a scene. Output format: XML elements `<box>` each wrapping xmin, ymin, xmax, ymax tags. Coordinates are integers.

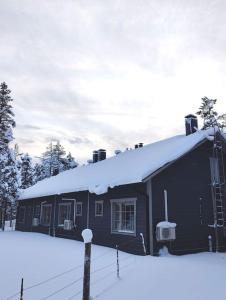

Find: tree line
<box><xmin>0</xmin><ymin>82</ymin><xmax>78</xmax><ymax>230</ymax></box>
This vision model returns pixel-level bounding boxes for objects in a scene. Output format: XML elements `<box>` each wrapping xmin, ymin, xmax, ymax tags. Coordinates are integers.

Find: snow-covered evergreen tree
<box><xmin>42</xmin><ymin>141</ymin><xmax>66</xmax><ymax>177</ymax></box>
<box><xmin>197</xmin><ymin>97</ymin><xmax>225</xmax><ymax>129</ymax></box>
<box><xmin>33</xmin><ymin>163</ymin><xmax>46</xmax><ymax>183</ymax></box>
<box><xmin>20</xmin><ymin>153</ymin><xmax>33</xmax><ymax>189</ymax></box>
<box><xmin>64</xmin><ymin>152</ymin><xmax>78</xmax><ymax>170</ymax></box>
<box><xmin>0</xmin><ymin>82</ymin><xmax>19</xmax><ymax>229</ymax></box>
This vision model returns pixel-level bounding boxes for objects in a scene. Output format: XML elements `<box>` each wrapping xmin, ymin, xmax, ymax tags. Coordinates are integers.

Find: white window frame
<box><xmin>40</xmin><ymin>204</ymin><xmax>52</xmax><ymax>226</ymax></box>
<box><xmin>95</xmin><ymin>201</ymin><xmax>104</xmax><ymax>217</ymax></box>
<box><xmin>111</xmin><ymin>198</ymin><xmax>136</xmax><ymax>236</ymax></box>
<box><xmin>61</xmin><ymin>198</ymin><xmax>76</xmax><ymax>224</ymax></box>
<box><xmin>76</xmin><ymin>202</ymin><xmax>82</xmax><ymax>216</ymax></box>
<box><xmin>58</xmin><ymin>203</ymin><xmax>71</xmax><ymax>226</ymax></box>
<box><xmin>18</xmin><ymin>206</ymin><xmax>26</xmax><ymax>223</ymax></box>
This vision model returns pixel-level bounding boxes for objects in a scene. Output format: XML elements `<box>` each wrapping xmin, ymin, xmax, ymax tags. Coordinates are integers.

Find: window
<box><xmin>18</xmin><ymin>206</ymin><xmax>26</xmax><ymax>223</ymax></box>
<box><xmin>40</xmin><ymin>204</ymin><xmax>52</xmax><ymax>226</ymax></box>
<box><xmin>76</xmin><ymin>202</ymin><xmax>82</xmax><ymax>216</ymax></box>
<box><xmin>58</xmin><ymin>203</ymin><xmax>71</xmax><ymax>225</ymax></box>
<box><xmin>210</xmin><ymin>157</ymin><xmax>220</xmax><ymax>184</ymax></box>
<box><xmin>111</xmin><ymin>198</ymin><xmax>136</xmax><ymax>235</ymax></box>
<box><xmin>34</xmin><ymin>205</ymin><xmax>41</xmax><ymax>218</ymax></box>
<box><xmin>95</xmin><ymin>201</ymin><xmax>103</xmax><ymax>216</ymax></box>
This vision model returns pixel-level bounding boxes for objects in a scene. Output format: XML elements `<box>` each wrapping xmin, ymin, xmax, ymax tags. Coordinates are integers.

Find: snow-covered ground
<box><xmin>1</xmin><ymin>231</ymin><xmax>226</xmax><ymax>300</ymax></box>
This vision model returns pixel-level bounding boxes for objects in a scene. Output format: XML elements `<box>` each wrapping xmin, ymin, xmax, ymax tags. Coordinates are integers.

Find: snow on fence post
<box><xmin>20</xmin><ymin>278</ymin><xmax>24</xmax><ymax>300</ymax></box>
<box><xmin>82</xmin><ymin>229</ymin><xmax>93</xmax><ymax>300</ymax></box>
<box><xmin>116</xmin><ymin>245</ymin><xmax>120</xmax><ymax>278</ymax></box>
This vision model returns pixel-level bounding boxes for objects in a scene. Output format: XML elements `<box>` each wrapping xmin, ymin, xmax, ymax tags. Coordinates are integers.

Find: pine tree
<box><xmin>42</xmin><ymin>141</ymin><xmax>66</xmax><ymax>177</ymax></box>
<box><xmin>64</xmin><ymin>152</ymin><xmax>78</xmax><ymax>171</ymax></box>
<box><xmin>20</xmin><ymin>153</ymin><xmax>33</xmax><ymax>189</ymax></box>
<box><xmin>197</xmin><ymin>97</ymin><xmax>225</xmax><ymax>129</ymax></box>
<box><xmin>0</xmin><ymin>82</ymin><xmax>19</xmax><ymax>229</ymax></box>
<box><xmin>33</xmin><ymin>163</ymin><xmax>46</xmax><ymax>183</ymax></box>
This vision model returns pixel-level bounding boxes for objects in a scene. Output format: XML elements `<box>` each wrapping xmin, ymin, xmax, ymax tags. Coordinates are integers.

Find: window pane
<box><xmin>34</xmin><ymin>205</ymin><xmax>40</xmax><ymax>218</ymax></box>
<box><xmin>112</xmin><ymin>200</ymin><xmax>135</xmax><ymax>234</ymax></box>
<box><xmin>76</xmin><ymin>203</ymin><xmax>82</xmax><ymax>216</ymax></box>
<box><xmin>41</xmin><ymin>205</ymin><xmax>52</xmax><ymax>225</ymax></box>
<box><xmin>95</xmin><ymin>202</ymin><xmax>103</xmax><ymax>216</ymax></box>
<box><xmin>58</xmin><ymin>203</ymin><xmax>71</xmax><ymax>225</ymax></box>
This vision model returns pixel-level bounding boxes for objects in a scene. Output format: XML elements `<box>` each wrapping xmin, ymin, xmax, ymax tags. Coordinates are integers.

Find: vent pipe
<box><xmin>115</xmin><ymin>150</ymin><xmax>122</xmax><ymax>155</ymax></box>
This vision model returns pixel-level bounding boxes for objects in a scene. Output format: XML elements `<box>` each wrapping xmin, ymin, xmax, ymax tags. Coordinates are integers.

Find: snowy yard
<box><xmin>1</xmin><ymin>231</ymin><xmax>226</xmax><ymax>300</ymax></box>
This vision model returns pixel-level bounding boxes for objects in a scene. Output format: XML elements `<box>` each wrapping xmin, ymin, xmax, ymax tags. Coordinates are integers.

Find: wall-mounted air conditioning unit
<box><xmin>64</xmin><ymin>220</ymin><xmax>73</xmax><ymax>230</ymax></box>
<box><xmin>32</xmin><ymin>218</ymin><xmax>39</xmax><ymax>227</ymax></box>
<box><xmin>156</xmin><ymin>221</ymin><xmax>176</xmax><ymax>242</ymax></box>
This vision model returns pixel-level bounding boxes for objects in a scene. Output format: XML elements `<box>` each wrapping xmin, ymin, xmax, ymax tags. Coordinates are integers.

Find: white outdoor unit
<box><xmin>32</xmin><ymin>218</ymin><xmax>39</xmax><ymax>227</ymax></box>
<box><xmin>156</xmin><ymin>222</ymin><xmax>176</xmax><ymax>242</ymax></box>
<box><xmin>64</xmin><ymin>220</ymin><xmax>73</xmax><ymax>230</ymax></box>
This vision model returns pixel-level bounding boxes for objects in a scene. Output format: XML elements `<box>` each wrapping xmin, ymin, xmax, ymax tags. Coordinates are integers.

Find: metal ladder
<box><xmin>212</xmin><ymin>138</ymin><xmax>226</xmax><ymax>231</ymax></box>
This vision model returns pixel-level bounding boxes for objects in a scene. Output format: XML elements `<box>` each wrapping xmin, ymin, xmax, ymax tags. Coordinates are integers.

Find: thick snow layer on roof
<box><xmin>20</xmin><ymin>129</ymin><xmax>214</xmax><ymax>200</ymax></box>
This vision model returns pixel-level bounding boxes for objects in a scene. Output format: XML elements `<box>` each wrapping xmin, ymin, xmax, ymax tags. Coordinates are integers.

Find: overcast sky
<box><xmin>1</xmin><ymin>0</ymin><xmax>226</xmax><ymax>163</ymax></box>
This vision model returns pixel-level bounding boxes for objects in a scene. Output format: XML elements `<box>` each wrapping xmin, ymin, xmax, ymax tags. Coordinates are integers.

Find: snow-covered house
<box><xmin>16</xmin><ymin>115</ymin><xmax>226</xmax><ymax>255</ymax></box>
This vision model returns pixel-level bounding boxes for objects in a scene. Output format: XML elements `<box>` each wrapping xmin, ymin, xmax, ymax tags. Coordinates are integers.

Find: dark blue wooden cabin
<box><xmin>16</xmin><ymin>116</ymin><xmax>226</xmax><ymax>255</ymax></box>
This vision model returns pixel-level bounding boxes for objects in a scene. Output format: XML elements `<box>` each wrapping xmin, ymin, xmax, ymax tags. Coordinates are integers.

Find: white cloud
<box><xmin>1</xmin><ymin>0</ymin><xmax>226</xmax><ymax>163</ymax></box>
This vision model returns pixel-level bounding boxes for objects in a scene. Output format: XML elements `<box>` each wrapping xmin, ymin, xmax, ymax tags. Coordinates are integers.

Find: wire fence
<box><xmin>5</xmin><ymin>242</ymin><xmax>134</xmax><ymax>300</ymax></box>
<box><xmin>5</xmin><ymin>234</ymin><xmax>226</xmax><ymax>300</ymax></box>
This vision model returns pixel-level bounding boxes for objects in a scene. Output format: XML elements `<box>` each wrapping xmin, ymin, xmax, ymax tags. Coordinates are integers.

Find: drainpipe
<box><xmin>53</xmin><ymin>196</ymin><xmax>57</xmax><ymax>237</ymax></box>
<box><xmin>164</xmin><ymin>189</ymin><xmax>168</xmax><ymax>222</ymax></box>
<box><xmin>87</xmin><ymin>191</ymin><xmax>90</xmax><ymax>228</ymax></box>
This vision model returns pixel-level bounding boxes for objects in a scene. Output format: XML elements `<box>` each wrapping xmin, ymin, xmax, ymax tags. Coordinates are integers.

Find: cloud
<box><xmin>68</xmin><ymin>137</ymin><xmax>92</xmax><ymax>145</ymax></box>
<box><xmin>1</xmin><ymin>0</ymin><xmax>226</xmax><ymax>162</ymax></box>
<box><xmin>17</xmin><ymin>124</ymin><xmax>42</xmax><ymax>130</ymax></box>
<box><xmin>16</xmin><ymin>137</ymin><xmax>35</xmax><ymax>145</ymax></box>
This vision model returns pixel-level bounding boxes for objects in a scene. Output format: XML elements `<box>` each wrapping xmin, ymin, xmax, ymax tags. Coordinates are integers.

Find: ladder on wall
<box><xmin>212</xmin><ymin>137</ymin><xmax>226</xmax><ymax>233</ymax></box>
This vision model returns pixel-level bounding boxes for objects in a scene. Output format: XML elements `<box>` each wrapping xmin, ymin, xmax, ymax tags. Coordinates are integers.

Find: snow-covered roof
<box><xmin>20</xmin><ymin>129</ymin><xmax>215</xmax><ymax>200</ymax></box>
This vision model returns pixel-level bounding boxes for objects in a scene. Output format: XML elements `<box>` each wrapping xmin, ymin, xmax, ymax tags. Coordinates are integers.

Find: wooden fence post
<box><xmin>116</xmin><ymin>245</ymin><xmax>120</xmax><ymax>278</ymax></box>
<box><xmin>20</xmin><ymin>278</ymin><xmax>24</xmax><ymax>300</ymax></box>
<box><xmin>208</xmin><ymin>235</ymin><xmax>213</xmax><ymax>252</ymax></box>
<box><xmin>82</xmin><ymin>229</ymin><xmax>93</xmax><ymax>300</ymax></box>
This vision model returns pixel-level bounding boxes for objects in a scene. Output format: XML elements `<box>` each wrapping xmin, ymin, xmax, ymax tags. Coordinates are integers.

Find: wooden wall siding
<box><xmin>151</xmin><ymin>140</ymin><xmax>226</xmax><ymax>255</ymax></box>
<box><xmin>16</xmin><ymin>183</ymin><xmax>148</xmax><ymax>255</ymax></box>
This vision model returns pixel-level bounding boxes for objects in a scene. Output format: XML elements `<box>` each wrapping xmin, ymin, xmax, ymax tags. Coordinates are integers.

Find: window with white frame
<box><xmin>58</xmin><ymin>203</ymin><xmax>71</xmax><ymax>225</ymax></box>
<box><xmin>18</xmin><ymin>206</ymin><xmax>26</xmax><ymax>223</ymax></box>
<box><xmin>41</xmin><ymin>204</ymin><xmax>52</xmax><ymax>226</ymax></box>
<box><xmin>95</xmin><ymin>201</ymin><xmax>103</xmax><ymax>217</ymax></box>
<box><xmin>111</xmin><ymin>198</ymin><xmax>136</xmax><ymax>234</ymax></box>
<box><xmin>76</xmin><ymin>202</ymin><xmax>82</xmax><ymax>216</ymax></box>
